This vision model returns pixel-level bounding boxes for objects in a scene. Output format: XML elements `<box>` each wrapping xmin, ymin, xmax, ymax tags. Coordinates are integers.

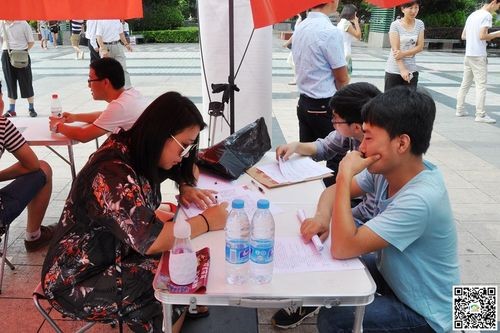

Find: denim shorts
<box><xmin>0</xmin><ymin>169</ymin><xmax>46</xmax><ymax>226</ymax></box>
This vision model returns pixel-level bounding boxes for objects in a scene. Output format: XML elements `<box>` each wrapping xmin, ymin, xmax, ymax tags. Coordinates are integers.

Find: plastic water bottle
<box><xmin>225</xmin><ymin>199</ymin><xmax>250</xmax><ymax>285</ymax></box>
<box><xmin>250</xmin><ymin>199</ymin><xmax>275</xmax><ymax>284</ymax></box>
<box><xmin>50</xmin><ymin>94</ymin><xmax>62</xmax><ymax>117</ymax></box>
<box><xmin>50</xmin><ymin>94</ymin><xmax>62</xmax><ymax>133</ymax></box>
<box><xmin>169</xmin><ymin>221</ymin><xmax>197</xmax><ymax>285</ymax></box>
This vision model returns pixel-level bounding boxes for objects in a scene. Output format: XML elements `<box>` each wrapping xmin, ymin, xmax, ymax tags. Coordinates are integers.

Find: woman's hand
<box><xmin>179</xmin><ymin>185</ymin><xmax>217</xmax><ymax>210</ymax></box>
<box><xmin>61</xmin><ymin>112</ymin><xmax>75</xmax><ymax>123</ymax></box>
<box><xmin>400</xmin><ymin>69</ymin><xmax>412</xmax><ymax>83</ymax></box>
<box><xmin>392</xmin><ymin>49</ymin><xmax>404</xmax><ymax>60</ymax></box>
<box><xmin>200</xmin><ymin>202</ymin><xmax>229</xmax><ymax>231</ymax></box>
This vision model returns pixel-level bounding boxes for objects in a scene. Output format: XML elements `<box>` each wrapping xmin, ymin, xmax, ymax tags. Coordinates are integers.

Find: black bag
<box><xmin>198</xmin><ymin>117</ymin><xmax>271</xmax><ymax>180</ymax></box>
<box><xmin>79</xmin><ymin>34</ymin><xmax>88</xmax><ymax>46</ymax></box>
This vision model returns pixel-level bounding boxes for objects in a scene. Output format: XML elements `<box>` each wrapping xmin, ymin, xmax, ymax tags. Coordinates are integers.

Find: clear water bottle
<box><xmin>50</xmin><ymin>94</ymin><xmax>62</xmax><ymax>117</ymax></box>
<box><xmin>225</xmin><ymin>199</ymin><xmax>250</xmax><ymax>285</ymax></box>
<box><xmin>250</xmin><ymin>199</ymin><xmax>275</xmax><ymax>284</ymax></box>
<box><xmin>169</xmin><ymin>221</ymin><xmax>197</xmax><ymax>285</ymax></box>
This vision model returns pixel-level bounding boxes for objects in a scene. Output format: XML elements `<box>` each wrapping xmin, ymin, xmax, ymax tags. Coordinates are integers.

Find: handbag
<box><xmin>197</xmin><ymin>117</ymin><xmax>271</xmax><ymax>180</ymax></box>
<box><xmin>79</xmin><ymin>33</ymin><xmax>88</xmax><ymax>46</ymax></box>
<box><xmin>1</xmin><ymin>21</ymin><xmax>29</xmax><ymax>69</ymax></box>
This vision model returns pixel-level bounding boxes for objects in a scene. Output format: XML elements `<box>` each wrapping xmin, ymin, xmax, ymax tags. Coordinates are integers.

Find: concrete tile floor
<box><xmin>0</xmin><ymin>34</ymin><xmax>499</xmax><ymax>332</ymax></box>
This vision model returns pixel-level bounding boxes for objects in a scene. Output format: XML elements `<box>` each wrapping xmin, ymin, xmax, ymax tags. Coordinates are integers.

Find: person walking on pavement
<box><xmin>456</xmin><ymin>0</ymin><xmax>500</xmax><ymax>124</ymax></box>
<box><xmin>70</xmin><ymin>20</ymin><xmax>85</xmax><ymax>60</ymax></box>
<box><xmin>85</xmin><ymin>20</ymin><xmax>100</xmax><ymax>63</ymax></box>
<box><xmin>292</xmin><ymin>0</ymin><xmax>349</xmax><ymax>188</ymax></box>
<box><xmin>0</xmin><ymin>20</ymin><xmax>38</xmax><ymax>117</ymax></box>
<box><xmin>96</xmin><ymin>19</ymin><xmax>133</xmax><ymax>88</ymax></box>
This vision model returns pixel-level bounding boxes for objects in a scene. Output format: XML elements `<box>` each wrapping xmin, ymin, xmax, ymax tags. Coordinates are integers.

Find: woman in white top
<box><xmin>384</xmin><ymin>0</ymin><xmax>425</xmax><ymax>91</ymax></box>
<box><xmin>337</xmin><ymin>4</ymin><xmax>361</xmax><ymax>75</ymax></box>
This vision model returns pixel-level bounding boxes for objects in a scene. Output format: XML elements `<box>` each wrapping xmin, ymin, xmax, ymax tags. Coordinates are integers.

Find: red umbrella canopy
<box><xmin>364</xmin><ymin>0</ymin><xmax>413</xmax><ymax>8</ymax></box>
<box><xmin>0</xmin><ymin>0</ymin><xmax>143</xmax><ymax>20</ymax></box>
<box><xmin>250</xmin><ymin>0</ymin><xmax>329</xmax><ymax>29</ymax></box>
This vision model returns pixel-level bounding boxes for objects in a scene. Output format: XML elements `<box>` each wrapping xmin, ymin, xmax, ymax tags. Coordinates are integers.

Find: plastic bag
<box><xmin>198</xmin><ymin>117</ymin><xmax>271</xmax><ymax>180</ymax></box>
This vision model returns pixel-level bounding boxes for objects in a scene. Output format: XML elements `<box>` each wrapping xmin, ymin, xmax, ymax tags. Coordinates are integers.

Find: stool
<box><xmin>33</xmin><ymin>282</ymin><xmax>123</xmax><ymax>333</ymax></box>
<box><xmin>0</xmin><ymin>224</ymin><xmax>16</xmax><ymax>294</ymax></box>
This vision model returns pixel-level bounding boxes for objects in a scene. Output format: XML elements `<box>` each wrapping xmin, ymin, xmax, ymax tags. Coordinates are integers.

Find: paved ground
<box><xmin>0</xmin><ymin>34</ymin><xmax>499</xmax><ymax>332</ymax></box>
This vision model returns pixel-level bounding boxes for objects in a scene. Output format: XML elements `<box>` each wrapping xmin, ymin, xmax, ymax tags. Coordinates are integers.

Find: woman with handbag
<box><xmin>0</xmin><ymin>20</ymin><xmax>37</xmax><ymax>117</ymax></box>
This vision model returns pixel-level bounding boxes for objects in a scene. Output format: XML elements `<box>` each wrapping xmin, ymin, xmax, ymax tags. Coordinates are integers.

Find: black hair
<box><xmin>361</xmin><ymin>86</ymin><xmax>435</xmax><ymax>155</ymax></box>
<box><xmin>126</xmin><ymin>91</ymin><xmax>206</xmax><ymax>186</ymax></box>
<box><xmin>89</xmin><ymin>57</ymin><xmax>125</xmax><ymax>90</ymax></box>
<box><xmin>299</xmin><ymin>11</ymin><xmax>307</xmax><ymax>20</ymax></box>
<box><xmin>340</xmin><ymin>4</ymin><xmax>357</xmax><ymax>20</ymax></box>
<box><xmin>401</xmin><ymin>0</ymin><xmax>421</xmax><ymax>9</ymax></box>
<box><xmin>329</xmin><ymin>82</ymin><xmax>381</xmax><ymax>125</ymax></box>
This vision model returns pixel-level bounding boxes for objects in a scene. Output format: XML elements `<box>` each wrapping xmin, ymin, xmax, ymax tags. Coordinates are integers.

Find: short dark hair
<box><xmin>126</xmin><ymin>91</ymin><xmax>207</xmax><ymax>185</ymax></box>
<box><xmin>329</xmin><ymin>82</ymin><xmax>381</xmax><ymax>124</ymax></box>
<box><xmin>361</xmin><ymin>86</ymin><xmax>435</xmax><ymax>155</ymax></box>
<box><xmin>340</xmin><ymin>4</ymin><xmax>357</xmax><ymax>20</ymax></box>
<box><xmin>89</xmin><ymin>58</ymin><xmax>125</xmax><ymax>90</ymax></box>
<box><xmin>401</xmin><ymin>0</ymin><xmax>421</xmax><ymax>9</ymax></box>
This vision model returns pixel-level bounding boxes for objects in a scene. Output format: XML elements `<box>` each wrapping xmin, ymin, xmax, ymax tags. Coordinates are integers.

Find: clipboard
<box><xmin>246</xmin><ymin>166</ymin><xmax>332</xmax><ymax>189</ymax></box>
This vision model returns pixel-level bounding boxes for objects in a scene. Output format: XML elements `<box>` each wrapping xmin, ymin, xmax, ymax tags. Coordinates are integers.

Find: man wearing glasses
<box><xmin>49</xmin><ymin>58</ymin><xmax>148</xmax><ymax>143</ymax></box>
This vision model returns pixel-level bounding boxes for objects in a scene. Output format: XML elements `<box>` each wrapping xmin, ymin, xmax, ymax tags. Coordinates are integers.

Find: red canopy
<box><xmin>250</xmin><ymin>0</ymin><xmax>328</xmax><ymax>29</ymax></box>
<box><xmin>364</xmin><ymin>0</ymin><xmax>411</xmax><ymax>8</ymax></box>
<box><xmin>0</xmin><ymin>0</ymin><xmax>143</xmax><ymax>20</ymax></box>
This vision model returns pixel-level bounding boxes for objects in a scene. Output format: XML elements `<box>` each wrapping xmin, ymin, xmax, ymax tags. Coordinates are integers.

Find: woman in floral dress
<box><xmin>42</xmin><ymin>92</ymin><xmax>228</xmax><ymax>333</ymax></box>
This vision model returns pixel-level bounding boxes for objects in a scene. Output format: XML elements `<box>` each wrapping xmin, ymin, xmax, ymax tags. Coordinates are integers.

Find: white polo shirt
<box><xmin>95</xmin><ymin>20</ymin><xmax>123</xmax><ymax>43</ymax></box>
<box><xmin>0</xmin><ymin>21</ymin><xmax>34</xmax><ymax>50</ymax></box>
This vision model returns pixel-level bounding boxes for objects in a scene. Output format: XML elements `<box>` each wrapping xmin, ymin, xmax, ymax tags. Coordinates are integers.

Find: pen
<box><xmin>297</xmin><ymin>209</ymin><xmax>324</xmax><ymax>252</ymax></box>
<box><xmin>251</xmin><ymin>179</ymin><xmax>265</xmax><ymax>194</ymax></box>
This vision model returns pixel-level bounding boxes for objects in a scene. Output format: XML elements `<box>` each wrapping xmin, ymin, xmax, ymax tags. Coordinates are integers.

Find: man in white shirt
<box><xmin>456</xmin><ymin>0</ymin><xmax>500</xmax><ymax>124</ymax></box>
<box><xmin>49</xmin><ymin>58</ymin><xmax>149</xmax><ymax>143</ymax></box>
<box><xmin>95</xmin><ymin>19</ymin><xmax>133</xmax><ymax>88</ymax></box>
<box><xmin>85</xmin><ymin>20</ymin><xmax>100</xmax><ymax>63</ymax></box>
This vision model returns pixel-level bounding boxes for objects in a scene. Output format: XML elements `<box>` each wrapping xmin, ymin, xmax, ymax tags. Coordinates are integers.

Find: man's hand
<box><xmin>275</xmin><ymin>142</ymin><xmax>299</xmax><ymax>161</ymax></box>
<box><xmin>300</xmin><ymin>216</ymin><xmax>330</xmax><ymax>242</ymax></box>
<box><xmin>61</xmin><ymin>112</ymin><xmax>75</xmax><ymax>123</ymax></box>
<box><xmin>179</xmin><ymin>185</ymin><xmax>218</xmax><ymax>210</ymax></box>
<box><xmin>338</xmin><ymin>151</ymin><xmax>380</xmax><ymax>179</ymax></box>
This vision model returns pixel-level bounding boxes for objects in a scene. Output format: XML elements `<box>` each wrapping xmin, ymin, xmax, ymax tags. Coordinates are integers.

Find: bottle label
<box><xmin>225</xmin><ymin>240</ymin><xmax>249</xmax><ymax>264</ymax></box>
<box><xmin>250</xmin><ymin>240</ymin><xmax>274</xmax><ymax>264</ymax></box>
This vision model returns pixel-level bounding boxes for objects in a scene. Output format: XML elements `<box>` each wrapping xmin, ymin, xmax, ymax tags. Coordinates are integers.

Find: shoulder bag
<box><xmin>2</xmin><ymin>21</ymin><xmax>29</xmax><ymax>69</ymax></box>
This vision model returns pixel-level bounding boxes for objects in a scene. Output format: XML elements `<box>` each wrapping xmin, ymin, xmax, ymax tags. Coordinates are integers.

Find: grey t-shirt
<box><xmin>385</xmin><ymin>19</ymin><xmax>425</xmax><ymax>74</ymax></box>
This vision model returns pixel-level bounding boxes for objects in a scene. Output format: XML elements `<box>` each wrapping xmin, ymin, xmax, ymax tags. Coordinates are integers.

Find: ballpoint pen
<box><xmin>250</xmin><ymin>179</ymin><xmax>265</xmax><ymax>194</ymax></box>
<box><xmin>297</xmin><ymin>209</ymin><xmax>323</xmax><ymax>252</ymax></box>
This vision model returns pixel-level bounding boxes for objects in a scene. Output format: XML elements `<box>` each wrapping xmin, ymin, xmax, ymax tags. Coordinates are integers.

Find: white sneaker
<box><xmin>475</xmin><ymin>115</ymin><xmax>496</xmax><ymax>124</ymax></box>
<box><xmin>455</xmin><ymin>110</ymin><xmax>468</xmax><ymax>117</ymax></box>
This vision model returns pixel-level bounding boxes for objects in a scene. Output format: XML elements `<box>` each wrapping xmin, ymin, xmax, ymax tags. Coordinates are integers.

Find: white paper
<box><xmin>258</xmin><ymin>156</ymin><xmax>332</xmax><ymax>184</ymax></box>
<box><xmin>273</xmin><ymin>236</ymin><xmax>365</xmax><ymax>274</ymax></box>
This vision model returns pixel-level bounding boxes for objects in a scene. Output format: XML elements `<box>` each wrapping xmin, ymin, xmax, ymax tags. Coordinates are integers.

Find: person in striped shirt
<box><xmin>0</xmin><ymin>82</ymin><xmax>55</xmax><ymax>252</ymax></box>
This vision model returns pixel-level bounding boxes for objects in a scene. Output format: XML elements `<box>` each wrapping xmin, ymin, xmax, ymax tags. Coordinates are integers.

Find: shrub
<box><xmin>138</xmin><ymin>27</ymin><xmax>199</xmax><ymax>43</ymax></box>
<box><xmin>421</xmin><ymin>11</ymin><xmax>467</xmax><ymax>28</ymax></box>
<box><xmin>130</xmin><ymin>4</ymin><xmax>184</xmax><ymax>31</ymax></box>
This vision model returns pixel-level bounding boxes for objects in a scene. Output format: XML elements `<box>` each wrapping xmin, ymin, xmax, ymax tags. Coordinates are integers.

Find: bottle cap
<box><xmin>173</xmin><ymin>220</ymin><xmax>191</xmax><ymax>239</ymax></box>
<box><xmin>257</xmin><ymin>199</ymin><xmax>269</xmax><ymax>209</ymax></box>
<box><xmin>52</xmin><ymin>94</ymin><xmax>58</xmax><ymax>99</ymax></box>
<box><xmin>232</xmin><ymin>199</ymin><xmax>244</xmax><ymax>209</ymax></box>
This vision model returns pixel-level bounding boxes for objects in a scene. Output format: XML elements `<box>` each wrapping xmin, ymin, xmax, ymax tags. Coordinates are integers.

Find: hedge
<box><xmin>138</xmin><ymin>27</ymin><xmax>199</xmax><ymax>43</ymax></box>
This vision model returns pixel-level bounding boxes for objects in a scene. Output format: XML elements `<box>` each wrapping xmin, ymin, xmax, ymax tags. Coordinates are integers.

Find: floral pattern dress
<box><xmin>42</xmin><ymin>134</ymin><xmax>178</xmax><ymax>333</ymax></box>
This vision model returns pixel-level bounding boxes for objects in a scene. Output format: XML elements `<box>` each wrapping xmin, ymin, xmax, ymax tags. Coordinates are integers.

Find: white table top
<box><xmin>155</xmin><ymin>154</ymin><xmax>376</xmax><ymax>308</ymax></box>
<box><xmin>10</xmin><ymin>117</ymin><xmax>76</xmax><ymax>147</ymax></box>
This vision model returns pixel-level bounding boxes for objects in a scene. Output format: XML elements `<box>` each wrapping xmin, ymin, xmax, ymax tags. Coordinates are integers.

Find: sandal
<box><xmin>4</xmin><ymin>110</ymin><xmax>17</xmax><ymax>117</ymax></box>
<box><xmin>186</xmin><ymin>306</ymin><xmax>210</xmax><ymax>319</ymax></box>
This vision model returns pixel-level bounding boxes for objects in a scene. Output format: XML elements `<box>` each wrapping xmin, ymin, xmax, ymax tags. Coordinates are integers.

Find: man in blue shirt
<box><xmin>292</xmin><ymin>0</ymin><xmax>349</xmax><ymax>186</ymax></box>
<box><xmin>304</xmin><ymin>86</ymin><xmax>459</xmax><ymax>332</ymax></box>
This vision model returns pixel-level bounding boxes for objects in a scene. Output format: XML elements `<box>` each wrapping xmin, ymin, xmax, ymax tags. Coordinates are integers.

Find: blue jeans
<box><xmin>0</xmin><ymin>169</ymin><xmax>46</xmax><ymax>226</ymax></box>
<box><xmin>317</xmin><ymin>254</ymin><xmax>435</xmax><ymax>333</ymax></box>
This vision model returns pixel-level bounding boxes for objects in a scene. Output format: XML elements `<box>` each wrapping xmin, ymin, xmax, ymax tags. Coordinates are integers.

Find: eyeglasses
<box><xmin>87</xmin><ymin>78</ymin><xmax>105</xmax><ymax>84</ymax></box>
<box><xmin>170</xmin><ymin>135</ymin><xmax>196</xmax><ymax>158</ymax></box>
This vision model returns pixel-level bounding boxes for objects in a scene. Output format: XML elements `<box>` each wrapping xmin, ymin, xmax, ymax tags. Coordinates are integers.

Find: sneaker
<box><xmin>29</xmin><ymin>109</ymin><xmax>38</xmax><ymax>117</ymax></box>
<box><xmin>455</xmin><ymin>110</ymin><xmax>468</xmax><ymax>117</ymax></box>
<box><xmin>271</xmin><ymin>306</ymin><xmax>320</xmax><ymax>329</ymax></box>
<box><xmin>475</xmin><ymin>115</ymin><xmax>496</xmax><ymax>124</ymax></box>
<box><xmin>4</xmin><ymin>110</ymin><xmax>17</xmax><ymax>117</ymax></box>
<box><xmin>24</xmin><ymin>224</ymin><xmax>57</xmax><ymax>252</ymax></box>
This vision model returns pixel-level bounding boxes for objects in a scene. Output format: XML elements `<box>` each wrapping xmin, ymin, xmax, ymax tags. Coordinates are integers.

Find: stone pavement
<box><xmin>0</xmin><ymin>34</ymin><xmax>499</xmax><ymax>332</ymax></box>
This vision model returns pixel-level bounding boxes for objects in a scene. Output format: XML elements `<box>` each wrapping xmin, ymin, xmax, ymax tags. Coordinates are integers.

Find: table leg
<box><xmin>162</xmin><ymin>303</ymin><xmax>173</xmax><ymax>333</ymax></box>
<box><xmin>67</xmin><ymin>144</ymin><xmax>76</xmax><ymax>179</ymax></box>
<box><xmin>353</xmin><ymin>305</ymin><xmax>365</xmax><ymax>333</ymax></box>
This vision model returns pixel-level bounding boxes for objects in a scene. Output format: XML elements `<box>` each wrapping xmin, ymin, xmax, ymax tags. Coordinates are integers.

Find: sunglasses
<box><xmin>170</xmin><ymin>135</ymin><xmax>196</xmax><ymax>158</ymax></box>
